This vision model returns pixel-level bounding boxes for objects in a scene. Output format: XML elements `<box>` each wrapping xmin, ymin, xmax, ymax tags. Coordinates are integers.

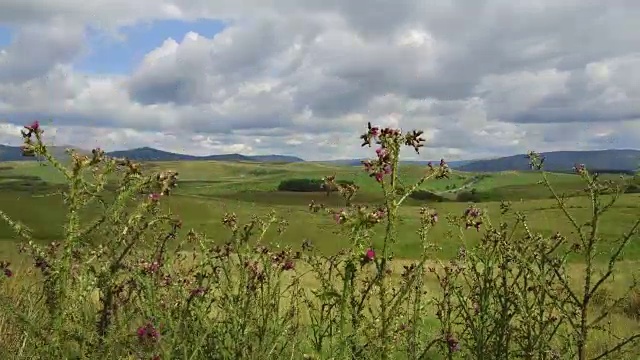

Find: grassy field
<box><xmin>1</xmin><ymin>154</ymin><xmax>640</xmax><ymax>359</ymax></box>
<box><xmin>0</xmin><ymin>160</ymin><xmax>638</xmax><ymax>261</ymax></box>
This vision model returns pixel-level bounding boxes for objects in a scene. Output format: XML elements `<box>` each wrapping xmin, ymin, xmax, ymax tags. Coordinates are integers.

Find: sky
<box><xmin>0</xmin><ymin>1</ymin><xmax>639</xmax><ymax>161</ymax></box>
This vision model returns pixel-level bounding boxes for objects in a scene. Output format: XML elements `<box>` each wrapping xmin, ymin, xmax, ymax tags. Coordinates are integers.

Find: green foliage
<box><xmin>277</xmin><ymin>178</ymin><xmax>355</xmax><ymax>192</ymax></box>
<box><xmin>408</xmin><ymin>189</ymin><xmax>447</xmax><ymax>202</ymax></box>
<box><xmin>455</xmin><ymin>190</ymin><xmax>481</xmax><ymax>203</ymax></box>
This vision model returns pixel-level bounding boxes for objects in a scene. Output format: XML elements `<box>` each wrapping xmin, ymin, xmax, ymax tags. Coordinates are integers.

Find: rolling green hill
<box><xmin>459</xmin><ymin>149</ymin><xmax>640</xmax><ymax>173</ymax></box>
<box><xmin>0</xmin><ymin>144</ymin><xmax>305</xmax><ymax>163</ymax></box>
<box><xmin>5</xmin><ymin>144</ymin><xmax>638</xmax><ymax>174</ymax></box>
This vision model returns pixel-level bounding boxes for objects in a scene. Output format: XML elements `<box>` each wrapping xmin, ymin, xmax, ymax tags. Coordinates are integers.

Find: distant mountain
<box><xmin>106</xmin><ymin>147</ymin><xmax>201</xmax><ymax>161</ymax></box>
<box><xmin>317</xmin><ymin>158</ymin><xmax>474</xmax><ymax>168</ymax></box>
<box><xmin>458</xmin><ymin>150</ymin><xmax>640</xmax><ymax>173</ymax></box>
<box><xmin>0</xmin><ymin>144</ymin><xmax>89</xmax><ymax>161</ymax></box>
<box><xmin>104</xmin><ymin>147</ymin><xmax>305</xmax><ymax>163</ymax></box>
<box><xmin>243</xmin><ymin>155</ymin><xmax>306</xmax><ymax>163</ymax></box>
<box><xmin>0</xmin><ymin>144</ymin><xmax>27</xmax><ymax>161</ymax></box>
<box><xmin>0</xmin><ymin>145</ymin><xmax>305</xmax><ymax>163</ymax></box>
<box><xmin>3</xmin><ymin>144</ymin><xmax>638</xmax><ymax>172</ymax></box>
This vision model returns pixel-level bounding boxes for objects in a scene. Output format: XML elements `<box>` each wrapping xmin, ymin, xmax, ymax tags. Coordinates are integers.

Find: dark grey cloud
<box><xmin>0</xmin><ymin>20</ymin><xmax>86</xmax><ymax>82</ymax></box>
<box><xmin>0</xmin><ymin>0</ymin><xmax>639</xmax><ymax>160</ymax></box>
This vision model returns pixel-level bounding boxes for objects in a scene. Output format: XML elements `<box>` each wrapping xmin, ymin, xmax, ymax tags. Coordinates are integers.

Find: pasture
<box><xmin>1</xmin><ymin>153</ymin><xmax>639</xmax><ymax>359</ymax></box>
<box><xmin>0</xmin><ymin>159</ymin><xmax>638</xmax><ymax>261</ymax></box>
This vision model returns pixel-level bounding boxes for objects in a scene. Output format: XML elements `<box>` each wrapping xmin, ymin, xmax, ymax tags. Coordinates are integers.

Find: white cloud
<box><xmin>0</xmin><ymin>0</ymin><xmax>639</xmax><ymax>161</ymax></box>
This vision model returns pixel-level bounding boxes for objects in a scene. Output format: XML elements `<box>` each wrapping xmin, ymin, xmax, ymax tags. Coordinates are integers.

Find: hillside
<box><xmin>318</xmin><ymin>159</ymin><xmax>474</xmax><ymax>168</ymax></box>
<box><xmin>0</xmin><ymin>144</ymin><xmax>89</xmax><ymax>161</ymax></box>
<box><xmin>458</xmin><ymin>149</ymin><xmax>640</xmax><ymax>173</ymax></box>
<box><xmin>3</xmin><ymin>144</ymin><xmax>639</xmax><ymax>171</ymax></box>
<box><xmin>0</xmin><ymin>145</ymin><xmax>305</xmax><ymax>163</ymax></box>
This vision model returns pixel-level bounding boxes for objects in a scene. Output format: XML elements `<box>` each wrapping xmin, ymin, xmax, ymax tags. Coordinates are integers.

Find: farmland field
<box><xmin>1</xmin><ymin>155</ymin><xmax>640</xmax><ymax>359</ymax></box>
<box><xmin>1</xmin><ymin>159</ymin><xmax>638</xmax><ymax>262</ymax></box>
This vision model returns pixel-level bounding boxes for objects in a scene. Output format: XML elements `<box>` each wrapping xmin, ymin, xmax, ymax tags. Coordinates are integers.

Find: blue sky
<box><xmin>30</xmin><ymin>19</ymin><xmax>224</xmax><ymax>74</ymax></box>
<box><xmin>0</xmin><ymin>25</ymin><xmax>11</xmax><ymax>48</ymax></box>
<box><xmin>0</xmin><ymin>19</ymin><xmax>227</xmax><ymax>74</ymax></box>
<box><xmin>75</xmin><ymin>19</ymin><xmax>227</xmax><ymax>74</ymax></box>
<box><xmin>0</xmin><ymin>1</ymin><xmax>638</xmax><ymax>160</ymax></box>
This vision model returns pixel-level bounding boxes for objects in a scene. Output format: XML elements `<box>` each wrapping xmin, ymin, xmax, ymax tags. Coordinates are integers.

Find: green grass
<box><xmin>1</xmin><ymin>160</ymin><xmax>639</xmax><ymax>262</ymax></box>
<box><xmin>0</xmin><ymin>161</ymin><xmax>68</xmax><ymax>184</ymax></box>
<box><xmin>1</xmin><ymin>140</ymin><xmax>639</xmax><ymax>360</ymax></box>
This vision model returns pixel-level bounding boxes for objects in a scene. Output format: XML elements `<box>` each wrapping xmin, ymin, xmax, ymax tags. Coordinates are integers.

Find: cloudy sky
<box><xmin>0</xmin><ymin>0</ymin><xmax>638</xmax><ymax>161</ymax></box>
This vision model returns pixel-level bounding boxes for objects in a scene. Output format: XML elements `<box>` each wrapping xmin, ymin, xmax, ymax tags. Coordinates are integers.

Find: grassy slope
<box><xmin>0</xmin><ymin>160</ymin><xmax>638</xmax><ymax>261</ymax></box>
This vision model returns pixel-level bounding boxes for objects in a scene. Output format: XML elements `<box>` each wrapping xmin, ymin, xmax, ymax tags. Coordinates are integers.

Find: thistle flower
<box><xmin>281</xmin><ymin>259</ymin><xmax>295</xmax><ymax>271</ymax></box>
<box><xmin>361</xmin><ymin>248</ymin><xmax>376</xmax><ymax>265</ymax></box>
<box><xmin>24</xmin><ymin>120</ymin><xmax>40</xmax><ymax>133</ymax></box>
<box><xmin>0</xmin><ymin>261</ymin><xmax>12</xmax><ymax>278</ymax></box>
<box><xmin>445</xmin><ymin>332</ymin><xmax>460</xmax><ymax>352</ymax></box>
<box><xmin>137</xmin><ymin>322</ymin><xmax>160</xmax><ymax>343</ymax></box>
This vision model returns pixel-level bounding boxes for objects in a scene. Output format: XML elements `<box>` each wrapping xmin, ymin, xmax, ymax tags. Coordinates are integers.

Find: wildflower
<box><xmin>149</xmin><ymin>193</ymin><xmax>161</xmax><ymax>202</ymax></box>
<box><xmin>362</xmin><ymin>159</ymin><xmax>374</xmax><ymax>172</ymax></box>
<box><xmin>370</xmin><ymin>207</ymin><xmax>386</xmax><ymax>222</ymax></box>
<box><xmin>137</xmin><ymin>322</ymin><xmax>160</xmax><ymax>343</ymax></box>
<box><xmin>464</xmin><ymin>206</ymin><xmax>480</xmax><ymax>218</ymax></box>
<box><xmin>140</xmin><ymin>260</ymin><xmax>161</xmax><ymax>274</ymax></box>
<box><xmin>282</xmin><ymin>259</ymin><xmax>295</xmax><ymax>271</ymax></box>
<box><xmin>420</xmin><ymin>207</ymin><xmax>438</xmax><ymax>225</ymax></box>
<box><xmin>445</xmin><ymin>332</ymin><xmax>460</xmax><ymax>352</ymax></box>
<box><xmin>34</xmin><ymin>257</ymin><xmax>50</xmax><ymax>274</ymax></box>
<box><xmin>333</xmin><ymin>209</ymin><xmax>347</xmax><ymax>224</ymax></box>
<box><xmin>374</xmin><ymin>171</ymin><xmax>384</xmax><ymax>183</ymax></box>
<box><xmin>404</xmin><ymin>129</ymin><xmax>425</xmax><ymax>153</ymax></box>
<box><xmin>402</xmin><ymin>263</ymin><xmax>417</xmax><ymax>279</ymax></box>
<box><xmin>24</xmin><ymin>120</ymin><xmax>40</xmax><ymax>133</ymax></box>
<box><xmin>190</xmin><ymin>287</ymin><xmax>207</xmax><ymax>297</ymax></box>
<box><xmin>0</xmin><ymin>261</ymin><xmax>12</xmax><ymax>278</ymax></box>
<box><xmin>364</xmin><ymin>249</ymin><xmax>376</xmax><ymax>261</ymax></box>
<box><xmin>255</xmin><ymin>245</ymin><xmax>270</xmax><ymax>255</ymax></box>
<box><xmin>222</xmin><ymin>213</ymin><xmax>238</xmax><ymax>229</ymax></box>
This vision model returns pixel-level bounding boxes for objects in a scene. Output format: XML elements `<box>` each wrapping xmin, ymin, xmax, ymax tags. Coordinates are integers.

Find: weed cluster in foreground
<box><xmin>0</xmin><ymin>120</ymin><xmax>639</xmax><ymax>359</ymax></box>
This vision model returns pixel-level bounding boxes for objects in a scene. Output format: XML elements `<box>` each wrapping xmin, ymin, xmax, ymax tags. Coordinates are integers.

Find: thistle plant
<box><xmin>304</xmin><ymin>122</ymin><xmax>450</xmax><ymax>359</ymax></box>
<box><xmin>0</xmin><ymin>120</ymin><xmax>638</xmax><ymax>359</ymax></box>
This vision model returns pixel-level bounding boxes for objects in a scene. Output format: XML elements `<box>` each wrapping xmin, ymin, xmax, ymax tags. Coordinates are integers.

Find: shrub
<box><xmin>408</xmin><ymin>189</ymin><xmax>447</xmax><ymax>202</ymax></box>
<box><xmin>625</xmin><ymin>184</ymin><xmax>640</xmax><ymax>193</ymax></box>
<box><xmin>277</xmin><ymin>178</ymin><xmax>355</xmax><ymax>192</ymax></box>
<box><xmin>455</xmin><ymin>190</ymin><xmax>481</xmax><ymax>202</ymax></box>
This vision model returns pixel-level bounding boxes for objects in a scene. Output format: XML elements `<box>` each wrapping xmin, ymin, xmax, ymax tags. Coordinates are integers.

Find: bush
<box><xmin>408</xmin><ymin>189</ymin><xmax>446</xmax><ymax>202</ymax></box>
<box><xmin>625</xmin><ymin>184</ymin><xmax>640</xmax><ymax>193</ymax></box>
<box><xmin>277</xmin><ymin>178</ymin><xmax>355</xmax><ymax>192</ymax></box>
<box><xmin>456</xmin><ymin>190</ymin><xmax>481</xmax><ymax>202</ymax></box>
